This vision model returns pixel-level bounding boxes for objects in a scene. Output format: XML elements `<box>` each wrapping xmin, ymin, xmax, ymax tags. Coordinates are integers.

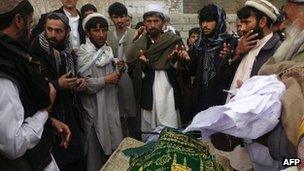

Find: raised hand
<box><xmin>219</xmin><ymin>42</ymin><xmax>231</xmax><ymax>58</ymax></box>
<box><xmin>235</xmin><ymin>30</ymin><xmax>259</xmax><ymax>59</ymax></box>
<box><xmin>168</xmin><ymin>44</ymin><xmax>190</xmax><ymax>61</ymax></box>
<box><xmin>133</xmin><ymin>26</ymin><xmax>146</xmax><ymax>41</ymax></box>
<box><xmin>178</xmin><ymin>45</ymin><xmax>190</xmax><ymax>60</ymax></box>
<box><xmin>116</xmin><ymin>60</ymin><xmax>126</xmax><ymax>69</ymax></box>
<box><xmin>138</xmin><ymin>49</ymin><xmax>149</xmax><ymax>64</ymax></box>
<box><xmin>168</xmin><ymin>44</ymin><xmax>179</xmax><ymax>59</ymax></box>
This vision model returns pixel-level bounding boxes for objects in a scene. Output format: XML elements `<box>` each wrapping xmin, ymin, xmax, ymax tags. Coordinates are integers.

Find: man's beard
<box><xmin>273</xmin><ymin>22</ymin><xmax>304</xmax><ymax>62</ymax></box>
<box><xmin>48</xmin><ymin>38</ymin><xmax>66</xmax><ymax>50</ymax></box>
<box><xmin>244</xmin><ymin>23</ymin><xmax>263</xmax><ymax>40</ymax></box>
<box><xmin>148</xmin><ymin>29</ymin><xmax>161</xmax><ymax>37</ymax></box>
<box><xmin>17</xmin><ymin>27</ymin><xmax>30</xmax><ymax>49</ymax></box>
<box><xmin>253</xmin><ymin>25</ymin><xmax>264</xmax><ymax>40</ymax></box>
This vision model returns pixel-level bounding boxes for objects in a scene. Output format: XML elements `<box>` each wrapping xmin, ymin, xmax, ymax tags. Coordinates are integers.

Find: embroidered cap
<box><xmin>0</xmin><ymin>0</ymin><xmax>26</xmax><ymax>15</ymax></box>
<box><xmin>245</xmin><ymin>0</ymin><xmax>279</xmax><ymax>21</ymax></box>
<box><xmin>82</xmin><ymin>13</ymin><xmax>109</xmax><ymax>30</ymax></box>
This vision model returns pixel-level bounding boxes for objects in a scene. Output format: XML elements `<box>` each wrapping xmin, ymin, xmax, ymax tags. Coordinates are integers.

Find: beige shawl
<box><xmin>258</xmin><ymin>48</ymin><xmax>304</xmax><ymax>146</ymax></box>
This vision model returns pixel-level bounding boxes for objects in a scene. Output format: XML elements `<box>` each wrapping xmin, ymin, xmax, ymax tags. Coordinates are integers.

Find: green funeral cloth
<box><xmin>124</xmin><ymin>128</ymin><xmax>223</xmax><ymax>171</ymax></box>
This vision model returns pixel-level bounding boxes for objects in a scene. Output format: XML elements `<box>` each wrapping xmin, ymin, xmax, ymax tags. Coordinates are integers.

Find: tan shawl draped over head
<box><xmin>258</xmin><ymin>48</ymin><xmax>304</xmax><ymax>146</ymax></box>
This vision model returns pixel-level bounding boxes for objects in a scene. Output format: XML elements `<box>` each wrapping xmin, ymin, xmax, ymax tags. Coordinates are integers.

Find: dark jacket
<box><xmin>210</xmin><ymin>33</ymin><xmax>285</xmax><ymax>156</ymax></box>
<box><xmin>188</xmin><ymin>36</ymin><xmax>239</xmax><ymax>118</ymax></box>
<box><xmin>31</xmin><ymin>7</ymin><xmax>85</xmax><ymax>45</ymax></box>
<box><xmin>250</xmin><ymin>33</ymin><xmax>282</xmax><ymax>76</ymax></box>
<box><xmin>29</xmin><ymin>36</ymin><xmax>84</xmax><ymax>166</ymax></box>
<box><xmin>0</xmin><ymin>32</ymin><xmax>52</xmax><ymax>171</ymax></box>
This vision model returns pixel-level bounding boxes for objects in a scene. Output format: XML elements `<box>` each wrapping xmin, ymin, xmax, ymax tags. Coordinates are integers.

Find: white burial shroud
<box><xmin>184</xmin><ymin>75</ymin><xmax>286</xmax><ymax>140</ymax></box>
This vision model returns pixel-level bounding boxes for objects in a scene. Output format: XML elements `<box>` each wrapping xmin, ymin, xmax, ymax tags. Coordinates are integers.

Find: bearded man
<box><xmin>29</xmin><ymin>13</ymin><xmax>85</xmax><ymax>170</ymax></box>
<box><xmin>214</xmin><ymin>0</ymin><xmax>304</xmax><ymax>170</ymax></box>
<box><xmin>227</xmin><ymin>0</ymin><xmax>281</xmax><ymax>101</ymax></box>
<box><xmin>0</xmin><ymin>1</ymin><xmax>71</xmax><ymax>170</ymax></box>
<box><xmin>258</xmin><ymin>0</ymin><xmax>304</xmax><ymax>169</ymax></box>
<box><xmin>127</xmin><ymin>6</ymin><xmax>189</xmax><ymax>141</ymax></box>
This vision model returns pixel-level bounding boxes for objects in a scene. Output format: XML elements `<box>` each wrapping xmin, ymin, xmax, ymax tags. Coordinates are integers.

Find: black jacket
<box><xmin>31</xmin><ymin>7</ymin><xmax>85</xmax><ymax>45</ymax></box>
<box><xmin>29</xmin><ymin>36</ymin><xmax>84</xmax><ymax>166</ymax></box>
<box><xmin>0</xmin><ymin>32</ymin><xmax>52</xmax><ymax>171</ymax></box>
<box><xmin>250</xmin><ymin>33</ymin><xmax>282</xmax><ymax>76</ymax></box>
<box><xmin>188</xmin><ymin>36</ymin><xmax>239</xmax><ymax>118</ymax></box>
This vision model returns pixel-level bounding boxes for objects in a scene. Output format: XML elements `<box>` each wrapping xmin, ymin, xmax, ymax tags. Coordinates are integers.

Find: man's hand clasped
<box><xmin>168</xmin><ymin>44</ymin><xmax>190</xmax><ymax>61</ymax></box>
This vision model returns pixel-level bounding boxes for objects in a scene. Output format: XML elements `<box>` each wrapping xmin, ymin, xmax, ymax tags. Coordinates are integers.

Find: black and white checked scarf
<box><xmin>39</xmin><ymin>31</ymin><xmax>75</xmax><ymax>76</ymax></box>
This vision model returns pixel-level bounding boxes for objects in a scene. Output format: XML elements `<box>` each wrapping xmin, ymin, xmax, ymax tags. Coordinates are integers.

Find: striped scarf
<box><xmin>39</xmin><ymin>31</ymin><xmax>75</xmax><ymax>76</ymax></box>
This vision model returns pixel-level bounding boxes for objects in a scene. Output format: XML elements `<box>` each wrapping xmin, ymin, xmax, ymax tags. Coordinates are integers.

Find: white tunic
<box><xmin>142</xmin><ymin>71</ymin><xmax>179</xmax><ymax>130</ymax></box>
<box><xmin>0</xmin><ymin>78</ymin><xmax>59</xmax><ymax>171</ymax></box>
<box><xmin>64</xmin><ymin>9</ymin><xmax>80</xmax><ymax>50</ymax></box>
<box><xmin>227</xmin><ymin>33</ymin><xmax>273</xmax><ymax>102</ymax></box>
<box><xmin>77</xmin><ymin>43</ymin><xmax>123</xmax><ymax>155</ymax></box>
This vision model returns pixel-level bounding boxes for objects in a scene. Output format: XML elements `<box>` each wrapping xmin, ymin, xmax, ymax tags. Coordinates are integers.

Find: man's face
<box><xmin>45</xmin><ymin>19</ymin><xmax>67</xmax><ymax>48</ymax></box>
<box><xmin>236</xmin><ymin>18</ymin><xmax>243</xmax><ymax>36</ymax></box>
<box><xmin>111</xmin><ymin>14</ymin><xmax>127</xmax><ymax>30</ymax></box>
<box><xmin>239</xmin><ymin>12</ymin><xmax>265</xmax><ymax>40</ymax></box>
<box><xmin>201</xmin><ymin>20</ymin><xmax>217</xmax><ymax>36</ymax></box>
<box><xmin>61</xmin><ymin>0</ymin><xmax>77</xmax><ymax>9</ymax></box>
<box><xmin>188</xmin><ymin>33</ymin><xmax>200</xmax><ymax>46</ymax></box>
<box><xmin>144</xmin><ymin>16</ymin><xmax>164</xmax><ymax>36</ymax></box>
<box><xmin>239</xmin><ymin>15</ymin><xmax>257</xmax><ymax>36</ymax></box>
<box><xmin>17</xmin><ymin>13</ymin><xmax>33</xmax><ymax>47</ymax></box>
<box><xmin>87</xmin><ymin>24</ymin><xmax>108</xmax><ymax>48</ymax></box>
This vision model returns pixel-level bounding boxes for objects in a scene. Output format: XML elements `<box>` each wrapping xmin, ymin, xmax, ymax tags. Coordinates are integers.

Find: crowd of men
<box><xmin>0</xmin><ymin>0</ymin><xmax>304</xmax><ymax>170</ymax></box>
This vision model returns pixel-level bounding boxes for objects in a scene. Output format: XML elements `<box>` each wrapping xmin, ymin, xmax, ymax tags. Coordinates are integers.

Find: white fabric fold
<box><xmin>77</xmin><ymin>38</ymin><xmax>114</xmax><ymax>75</ymax></box>
<box><xmin>184</xmin><ymin>75</ymin><xmax>285</xmax><ymax>140</ymax></box>
<box><xmin>227</xmin><ymin>33</ymin><xmax>273</xmax><ymax>102</ymax></box>
<box><xmin>142</xmin><ymin>71</ymin><xmax>179</xmax><ymax>129</ymax></box>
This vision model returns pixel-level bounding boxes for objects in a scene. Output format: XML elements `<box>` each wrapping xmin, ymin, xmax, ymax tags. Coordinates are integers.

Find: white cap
<box><xmin>82</xmin><ymin>13</ymin><xmax>109</xmax><ymax>30</ymax></box>
<box><xmin>144</xmin><ymin>4</ymin><xmax>169</xmax><ymax>15</ymax></box>
<box><xmin>245</xmin><ymin>0</ymin><xmax>279</xmax><ymax>21</ymax></box>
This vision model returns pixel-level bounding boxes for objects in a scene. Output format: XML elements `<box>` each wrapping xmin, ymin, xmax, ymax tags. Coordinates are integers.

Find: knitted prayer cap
<box><xmin>82</xmin><ymin>12</ymin><xmax>109</xmax><ymax>30</ymax></box>
<box><xmin>0</xmin><ymin>0</ymin><xmax>27</xmax><ymax>15</ymax></box>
